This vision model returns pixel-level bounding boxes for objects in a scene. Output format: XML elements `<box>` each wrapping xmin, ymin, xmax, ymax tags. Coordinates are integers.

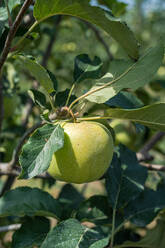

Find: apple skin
<box><xmin>110</xmin><ymin>119</ymin><xmax>136</xmax><ymax>150</ymax></box>
<box><xmin>48</xmin><ymin>121</ymin><xmax>114</xmax><ymax>184</ymax></box>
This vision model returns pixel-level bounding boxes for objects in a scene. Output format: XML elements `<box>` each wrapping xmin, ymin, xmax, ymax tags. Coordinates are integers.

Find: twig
<box><xmin>141</xmin><ymin>162</ymin><xmax>165</xmax><ymax>171</ymax></box>
<box><xmin>0</xmin><ymin>224</ymin><xmax>21</xmax><ymax>233</ymax></box>
<box><xmin>0</xmin><ymin>0</ymin><xmax>33</xmax><ymax>132</ymax></box>
<box><xmin>0</xmin><ymin>0</ymin><xmax>33</xmax><ymax>73</ymax></box>
<box><xmin>140</xmin><ymin>131</ymin><xmax>165</xmax><ymax>153</ymax></box>
<box><xmin>0</xmin><ymin>166</ymin><xmax>53</xmax><ymax>179</ymax></box>
<box><xmin>138</xmin><ymin>131</ymin><xmax>165</xmax><ymax>162</ymax></box>
<box><xmin>0</xmin><ymin>121</ymin><xmax>44</xmax><ymax>196</ymax></box>
<box><xmin>85</xmin><ymin>22</ymin><xmax>114</xmax><ymax>60</ymax></box>
<box><xmin>0</xmin><ymin>12</ymin><xmax>60</xmax><ymax>196</ymax></box>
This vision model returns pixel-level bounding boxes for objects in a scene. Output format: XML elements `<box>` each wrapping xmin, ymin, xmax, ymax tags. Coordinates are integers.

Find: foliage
<box><xmin>0</xmin><ymin>0</ymin><xmax>165</xmax><ymax>247</ymax></box>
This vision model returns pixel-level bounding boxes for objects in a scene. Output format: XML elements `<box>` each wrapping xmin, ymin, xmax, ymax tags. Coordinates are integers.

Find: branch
<box><xmin>138</xmin><ymin>131</ymin><xmax>165</xmax><ymax>162</ymax></box>
<box><xmin>0</xmin><ymin>121</ymin><xmax>45</xmax><ymax>196</ymax></box>
<box><xmin>85</xmin><ymin>22</ymin><xmax>114</xmax><ymax>60</ymax></box>
<box><xmin>141</xmin><ymin>162</ymin><xmax>165</xmax><ymax>171</ymax></box>
<box><xmin>0</xmin><ymin>0</ymin><xmax>33</xmax><ymax>73</ymax></box>
<box><xmin>0</xmin><ymin>224</ymin><xmax>21</xmax><ymax>233</ymax></box>
<box><xmin>0</xmin><ymin>0</ymin><xmax>33</xmax><ymax>132</ymax></box>
<box><xmin>0</xmin><ymin>166</ymin><xmax>53</xmax><ymax>179</ymax></box>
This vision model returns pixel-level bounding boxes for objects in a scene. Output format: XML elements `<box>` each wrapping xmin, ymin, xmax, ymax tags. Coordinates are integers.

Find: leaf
<box><xmin>74</xmin><ymin>54</ymin><xmax>103</xmax><ymax>83</ymax></box>
<box><xmin>54</xmin><ymin>89</ymin><xmax>77</xmax><ymax>107</ymax></box>
<box><xmin>0</xmin><ymin>187</ymin><xmax>62</xmax><ymax>219</ymax></box>
<box><xmin>114</xmin><ymin>218</ymin><xmax>165</xmax><ymax>248</ymax></box>
<box><xmin>58</xmin><ymin>184</ymin><xmax>84</xmax><ymax>220</ymax></box>
<box><xmin>19</xmin><ymin>124</ymin><xmax>64</xmax><ymax>179</ymax></box>
<box><xmin>41</xmin><ymin>219</ymin><xmax>109</xmax><ymax>248</ymax></box>
<box><xmin>97</xmin><ymin>0</ymin><xmax>127</xmax><ymax>17</ymax></box>
<box><xmin>105</xmin><ymin>145</ymin><xmax>147</xmax><ymax>209</ymax></box>
<box><xmin>105</xmin><ymin>91</ymin><xmax>144</xmax><ymax>109</ymax></box>
<box><xmin>0</xmin><ymin>0</ymin><xmax>22</xmax><ymax>37</ymax></box>
<box><xmin>28</xmin><ymin>89</ymin><xmax>47</xmax><ymax>108</ymax></box>
<box><xmin>16</xmin><ymin>55</ymin><xmax>55</xmax><ymax>94</ymax></box>
<box><xmin>0</xmin><ymin>7</ymin><xmax>8</xmax><ymax>37</ymax></box>
<box><xmin>105</xmin><ymin>103</ymin><xmax>165</xmax><ymax>131</ymax></box>
<box><xmin>86</xmin><ymin>45</ymin><xmax>164</xmax><ymax>103</ymax></box>
<box><xmin>12</xmin><ymin>217</ymin><xmax>50</xmax><ymax>248</ymax></box>
<box><xmin>46</xmin><ymin>69</ymin><xmax>58</xmax><ymax>92</ymax></box>
<box><xmin>33</xmin><ymin>0</ymin><xmax>139</xmax><ymax>60</ymax></box>
<box><xmin>124</xmin><ymin>184</ymin><xmax>165</xmax><ymax>226</ymax></box>
<box><xmin>75</xmin><ymin>195</ymin><xmax>113</xmax><ymax>225</ymax></box>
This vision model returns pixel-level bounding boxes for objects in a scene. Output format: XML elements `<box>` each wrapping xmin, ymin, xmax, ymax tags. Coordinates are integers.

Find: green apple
<box><xmin>110</xmin><ymin>119</ymin><xmax>136</xmax><ymax>150</ymax></box>
<box><xmin>48</xmin><ymin>121</ymin><xmax>114</xmax><ymax>184</ymax></box>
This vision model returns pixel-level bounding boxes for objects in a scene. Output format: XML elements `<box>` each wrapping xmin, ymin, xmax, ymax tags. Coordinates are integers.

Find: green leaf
<box><xmin>58</xmin><ymin>184</ymin><xmax>84</xmax><ymax>220</ymax></box>
<box><xmin>74</xmin><ymin>54</ymin><xmax>103</xmax><ymax>83</ymax></box>
<box><xmin>8</xmin><ymin>0</ymin><xmax>22</xmax><ymax>12</ymax></box>
<box><xmin>0</xmin><ymin>6</ymin><xmax>8</xmax><ymax>37</ymax></box>
<box><xmin>16</xmin><ymin>55</ymin><xmax>55</xmax><ymax>94</ymax></box>
<box><xmin>75</xmin><ymin>195</ymin><xmax>113</xmax><ymax>225</ymax></box>
<box><xmin>46</xmin><ymin>70</ymin><xmax>58</xmax><ymax>92</ymax></box>
<box><xmin>115</xmin><ymin>217</ymin><xmax>165</xmax><ymax>248</ymax></box>
<box><xmin>124</xmin><ymin>184</ymin><xmax>165</xmax><ymax>226</ymax></box>
<box><xmin>105</xmin><ymin>91</ymin><xmax>144</xmax><ymax>109</ymax></box>
<box><xmin>97</xmin><ymin>0</ymin><xmax>127</xmax><ymax>17</ymax></box>
<box><xmin>19</xmin><ymin>124</ymin><xmax>64</xmax><ymax>179</ymax></box>
<box><xmin>54</xmin><ymin>89</ymin><xmax>77</xmax><ymax>107</ymax></box>
<box><xmin>28</xmin><ymin>89</ymin><xmax>47</xmax><ymax>108</ymax></box>
<box><xmin>86</xmin><ymin>45</ymin><xmax>164</xmax><ymax>103</ymax></box>
<box><xmin>0</xmin><ymin>0</ymin><xmax>22</xmax><ymax>37</ymax></box>
<box><xmin>105</xmin><ymin>145</ymin><xmax>147</xmax><ymax>209</ymax></box>
<box><xmin>41</xmin><ymin>219</ymin><xmax>109</xmax><ymax>248</ymax></box>
<box><xmin>12</xmin><ymin>217</ymin><xmax>50</xmax><ymax>248</ymax></box>
<box><xmin>105</xmin><ymin>103</ymin><xmax>165</xmax><ymax>131</ymax></box>
<box><xmin>0</xmin><ymin>187</ymin><xmax>62</xmax><ymax>219</ymax></box>
<box><xmin>33</xmin><ymin>0</ymin><xmax>139</xmax><ymax>60</ymax></box>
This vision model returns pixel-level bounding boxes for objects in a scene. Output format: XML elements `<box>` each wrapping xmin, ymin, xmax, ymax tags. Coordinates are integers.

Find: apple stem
<box><xmin>65</xmin><ymin>83</ymin><xmax>76</xmax><ymax>106</ymax></box>
<box><xmin>55</xmin><ymin>106</ymin><xmax>79</xmax><ymax>122</ymax></box>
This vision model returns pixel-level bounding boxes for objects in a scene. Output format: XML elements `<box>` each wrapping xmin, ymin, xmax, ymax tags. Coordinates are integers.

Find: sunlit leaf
<box><xmin>105</xmin><ymin>103</ymin><xmax>165</xmax><ymax>131</ymax></box>
<box><xmin>41</xmin><ymin>219</ymin><xmax>109</xmax><ymax>248</ymax></box>
<box><xmin>34</xmin><ymin>0</ymin><xmax>139</xmax><ymax>59</ymax></box>
<box><xmin>86</xmin><ymin>45</ymin><xmax>164</xmax><ymax>103</ymax></box>
<box><xmin>19</xmin><ymin>124</ymin><xmax>64</xmax><ymax>179</ymax></box>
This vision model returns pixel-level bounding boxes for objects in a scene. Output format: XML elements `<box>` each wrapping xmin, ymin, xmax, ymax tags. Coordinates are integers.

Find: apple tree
<box><xmin>0</xmin><ymin>0</ymin><xmax>165</xmax><ymax>247</ymax></box>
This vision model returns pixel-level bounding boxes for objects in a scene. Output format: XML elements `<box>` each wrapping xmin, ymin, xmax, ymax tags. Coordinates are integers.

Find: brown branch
<box><xmin>0</xmin><ymin>121</ymin><xmax>45</xmax><ymax>196</ymax></box>
<box><xmin>0</xmin><ymin>0</ymin><xmax>33</xmax><ymax>72</ymax></box>
<box><xmin>85</xmin><ymin>22</ymin><xmax>114</xmax><ymax>60</ymax></box>
<box><xmin>141</xmin><ymin>162</ymin><xmax>165</xmax><ymax>171</ymax></box>
<box><xmin>138</xmin><ymin>131</ymin><xmax>165</xmax><ymax>162</ymax></box>
<box><xmin>0</xmin><ymin>12</ymin><xmax>61</xmax><ymax>196</ymax></box>
<box><xmin>0</xmin><ymin>166</ymin><xmax>53</xmax><ymax>179</ymax></box>
<box><xmin>0</xmin><ymin>224</ymin><xmax>21</xmax><ymax>233</ymax></box>
<box><xmin>0</xmin><ymin>0</ymin><xmax>33</xmax><ymax>132</ymax></box>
